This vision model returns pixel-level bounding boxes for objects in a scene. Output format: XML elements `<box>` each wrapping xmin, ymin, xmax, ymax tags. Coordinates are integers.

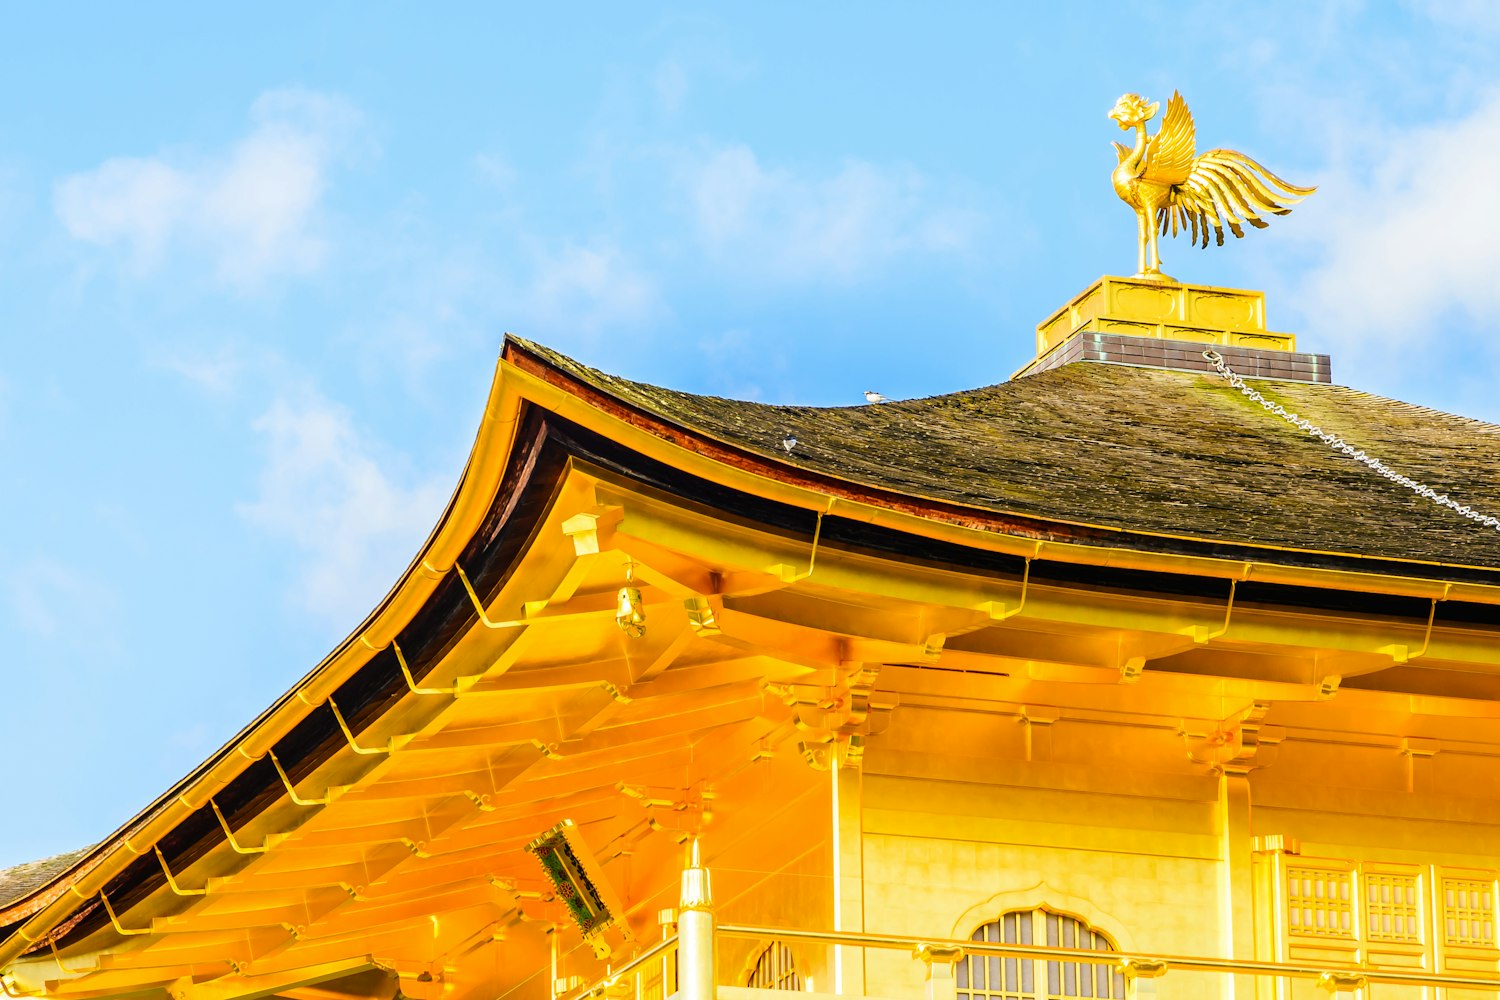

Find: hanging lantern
<box><xmin>526</xmin><ymin>819</ymin><xmax>630</xmax><ymax>959</ymax></box>
<box><xmin>616</xmin><ymin>564</ymin><xmax>646</xmax><ymax>638</ymax></box>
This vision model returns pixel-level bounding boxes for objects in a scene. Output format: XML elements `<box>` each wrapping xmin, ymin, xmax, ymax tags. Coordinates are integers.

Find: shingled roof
<box><xmin>0</xmin><ymin>849</ymin><xmax>89</xmax><ymax>911</ymax></box>
<box><xmin>513</xmin><ymin>337</ymin><xmax>1500</xmax><ymax>573</ymax></box>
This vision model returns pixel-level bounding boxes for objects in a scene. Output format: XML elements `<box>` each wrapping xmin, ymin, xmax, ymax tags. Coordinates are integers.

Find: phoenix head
<box><xmin>1108</xmin><ymin>93</ymin><xmax>1159</xmax><ymax>130</ymax></box>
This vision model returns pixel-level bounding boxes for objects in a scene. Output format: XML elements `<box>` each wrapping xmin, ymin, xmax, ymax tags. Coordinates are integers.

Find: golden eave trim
<box><xmin>0</xmin><ymin>361</ymin><xmax>527</xmax><ymax>970</ymax></box>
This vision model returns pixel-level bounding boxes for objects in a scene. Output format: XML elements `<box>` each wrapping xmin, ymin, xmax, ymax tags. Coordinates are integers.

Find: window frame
<box><xmin>955</xmin><ymin>908</ymin><xmax>1125</xmax><ymax>1000</ymax></box>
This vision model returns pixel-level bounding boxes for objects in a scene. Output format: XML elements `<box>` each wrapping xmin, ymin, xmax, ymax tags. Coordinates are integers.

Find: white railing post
<box><xmin>679</xmin><ymin>841</ymin><xmax>715</xmax><ymax>1000</ymax></box>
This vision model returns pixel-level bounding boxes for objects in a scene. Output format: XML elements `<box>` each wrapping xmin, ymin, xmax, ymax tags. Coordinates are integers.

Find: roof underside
<box><xmin>10</xmin><ymin>335</ymin><xmax>1500</xmax><ymax>998</ymax></box>
<box><xmin>519</xmin><ymin>338</ymin><xmax>1500</xmax><ymax>571</ymax></box>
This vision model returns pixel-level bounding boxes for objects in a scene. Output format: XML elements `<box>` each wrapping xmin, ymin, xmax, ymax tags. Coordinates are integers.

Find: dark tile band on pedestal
<box><xmin>1022</xmin><ymin>332</ymin><xmax>1332</xmax><ymax>384</ymax></box>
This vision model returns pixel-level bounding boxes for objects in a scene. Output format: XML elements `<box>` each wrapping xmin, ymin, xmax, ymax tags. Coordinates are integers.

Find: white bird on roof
<box><xmin>782</xmin><ymin>433</ymin><xmax>797</xmax><ymax>453</ymax></box>
<box><xmin>863</xmin><ymin>390</ymin><xmax>889</xmax><ymax>404</ymax></box>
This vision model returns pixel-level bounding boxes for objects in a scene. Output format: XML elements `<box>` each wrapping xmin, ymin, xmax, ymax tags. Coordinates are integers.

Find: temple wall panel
<box><xmin>711</xmin><ymin>756</ymin><xmax>837</xmax><ymax>995</ymax></box>
<box><xmin>845</xmin><ymin>696</ymin><xmax>1500</xmax><ymax>1000</ymax></box>
<box><xmin>856</xmin><ymin>754</ymin><xmax>1225</xmax><ymax>1000</ymax></box>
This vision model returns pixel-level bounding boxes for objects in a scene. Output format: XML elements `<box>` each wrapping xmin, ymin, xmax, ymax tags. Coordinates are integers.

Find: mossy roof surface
<box><xmin>519</xmin><ymin>339</ymin><xmax>1500</xmax><ymax>570</ymax></box>
<box><xmin>0</xmin><ymin>849</ymin><xmax>89</xmax><ymax>910</ymax></box>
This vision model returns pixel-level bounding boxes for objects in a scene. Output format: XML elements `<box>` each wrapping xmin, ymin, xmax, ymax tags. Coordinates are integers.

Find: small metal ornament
<box><xmin>615</xmin><ymin>563</ymin><xmax>646</xmax><ymax>639</ymax></box>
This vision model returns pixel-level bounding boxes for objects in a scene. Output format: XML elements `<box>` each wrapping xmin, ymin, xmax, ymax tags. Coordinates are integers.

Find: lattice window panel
<box><xmin>1364</xmin><ymin>872</ymin><xmax>1421</xmax><ymax>944</ymax></box>
<box><xmin>1044</xmin><ymin>912</ymin><xmax>1122</xmax><ymax>1000</ymax></box>
<box><xmin>957</xmin><ymin>910</ymin><xmax>1123</xmax><ymax>1000</ymax></box>
<box><xmin>959</xmin><ymin>911</ymin><xmax>1033</xmax><ymax>1000</ymax></box>
<box><xmin>1286</xmin><ymin>866</ymin><xmax>1355</xmax><ymax>938</ymax></box>
<box><xmin>746</xmin><ymin>940</ymin><xmax>804</xmax><ymax>991</ymax></box>
<box><xmin>639</xmin><ymin>951</ymin><xmax>677</xmax><ymax>1000</ymax></box>
<box><xmin>1442</xmin><ymin>877</ymin><xmax>1496</xmax><ymax>948</ymax></box>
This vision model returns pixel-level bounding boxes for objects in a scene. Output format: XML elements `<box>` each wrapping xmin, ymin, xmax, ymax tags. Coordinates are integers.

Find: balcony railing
<box><xmin>563</xmin><ymin>922</ymin><xmax>1500</xmax><ymax>1000</ymax></box>
<box><xmin>559</xmin><ymin>851</ymin><xmax>1500</xmax><ymax>1000</ymax></box>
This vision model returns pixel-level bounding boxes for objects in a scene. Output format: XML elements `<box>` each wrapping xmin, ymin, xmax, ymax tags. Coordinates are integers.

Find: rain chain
<box><xmin>1202</xmin><ymin>350</ymin><xmax>1500</xmax><ymax>533</ymax></box>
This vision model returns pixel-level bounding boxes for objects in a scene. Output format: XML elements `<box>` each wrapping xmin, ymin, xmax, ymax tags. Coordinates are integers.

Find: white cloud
<box><xmin>474</xmin><ymin>151</ymin><xmax>518</xmax><ymax>192</ymax></box>
<box><xmin>56</xmin><ymin>158</ymin><xmax>188</xmax><ymax>267</ymax></box>
<box><xmin>654</xmin><ymin>59</ymin><xmax>688</xmax><ymax>115</ymax></box>
<box><xmin>9</xmin><ymin>558</ymin><xmax>116</xmax><ymax>639</ymax></box>
<box><xmin>55</xmin><ymin>88</ymin><xmax>360</xmax><ymax>289</ymax></box>
<box><xmin>0</xmin><ymin>161</ymin><xmax>26</xmax><ymax>240</ymax></box>
<box><xmin>154</xmin><ymin>347</ymin><xmax>244</xmax><ymax>394</ymax></box>
<box><xmin>1289</xmin><ymin>90</ymin><xmax>1500</xmax><ymax>363</ymax></box>
<box><xmin>698</xmin><ymin>328</ymin><xmax>780</xmax><ymax>400</ymax></box>
<box><xmin>1405</xmin><ymin>0</ymin><xmax>1500</xmax><ymax>33</ymax></box>
<box><xmin>237</xmin><ymin>391</ymin><xmax>447</xmax><ymax>626</ymax></box>
<box><xmin>523</xmin><ymin>242</ymin><xmax>661</xmax><ymax>335</ymax></box>
<box><xmin>682</xmin><ymin>144</ymin><xmax>979</xmax><ymax>283</ymax></box>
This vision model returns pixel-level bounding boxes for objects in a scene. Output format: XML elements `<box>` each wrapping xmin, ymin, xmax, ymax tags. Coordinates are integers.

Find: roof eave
<box><xmin>499</xmin><ymin>336</ymin><xmax>1500</xmax><ymax>600</ymax></box>
<box><xmin>0</xmin><ymin>356</ymin><xmax>528</xmax><ymax>965</ymax></box>
<box><xmin>10</xmin><ymin>337</ymin><xmax>1500</xmax><ymax>969</ymax></box>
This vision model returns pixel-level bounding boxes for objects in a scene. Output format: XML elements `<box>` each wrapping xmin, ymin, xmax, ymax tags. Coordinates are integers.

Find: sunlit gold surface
<box><xmin>1032</xmin><ymin>275</ymin><xmax>1293</xmax><ymax>362</ymax></box>
<box><xmin>1110</xmin><ymin>91</ymin><xmax>1314</xmax><ymax>280</ymax></box>
<box><xmin>7</xmin><ymin>333</ymin><xmax>1500</xmax><ymax>1000</ymax></box>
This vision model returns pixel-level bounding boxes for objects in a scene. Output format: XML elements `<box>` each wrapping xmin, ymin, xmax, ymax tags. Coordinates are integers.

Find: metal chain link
<box><xmin>1201</xmin><ymin>349</ymin><xmax>1500</xmax><ymax>533</ymax></box>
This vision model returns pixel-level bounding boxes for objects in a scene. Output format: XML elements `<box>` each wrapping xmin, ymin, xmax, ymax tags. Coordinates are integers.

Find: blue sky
<box><xmin>4</xmin><ymin>1</ymin><xmax>1500</xmax><ymax>867</ymax></box>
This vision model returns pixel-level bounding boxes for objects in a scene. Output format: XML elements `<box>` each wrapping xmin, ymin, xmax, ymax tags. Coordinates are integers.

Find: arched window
<box><xmin>745</xmin><ymin>940</ymin><xmax>803</xmax><ymax>991</ymax></box>
<box><xmin>956</xmin><ymin>910</ymin><xmax>1124</xmax><ymax>1000</ymax></box>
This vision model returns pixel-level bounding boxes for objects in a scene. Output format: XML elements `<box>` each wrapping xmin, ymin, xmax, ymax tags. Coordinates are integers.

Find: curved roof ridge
<box><xmin>509</xmin><ymin>333</ymin><xmax>1500</xmax><ymax>433</ymax></box>
<box><xmin>503</xmin><ymin>335</ymin><xmax>1500</xmax><ymax>571</ymax></box>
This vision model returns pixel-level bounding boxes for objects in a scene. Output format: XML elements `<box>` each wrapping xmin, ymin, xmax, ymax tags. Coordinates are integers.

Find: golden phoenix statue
<box><xmin>1109</xmin><ymin>91</ymin><xmax>1314</xmax><ymax>281</ymax></box>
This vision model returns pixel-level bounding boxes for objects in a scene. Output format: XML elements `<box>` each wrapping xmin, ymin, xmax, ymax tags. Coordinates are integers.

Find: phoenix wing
<box><xmin>1162</xmin><ymin>149</ymin><xmax>1317</xmax><ymax>246</ymax></box>
<box><xmin>1142</xmin><ymin>91</ymin><xmax>1196</xmax><ymax>186</ymax></box>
